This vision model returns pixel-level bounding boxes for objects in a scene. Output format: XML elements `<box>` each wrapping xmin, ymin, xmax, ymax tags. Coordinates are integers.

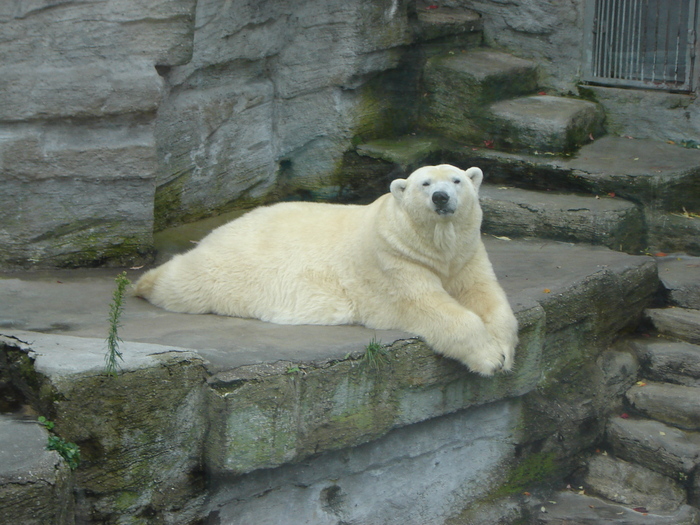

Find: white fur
<box><xmin>135</xmin><ymin>164</ymin><xmax>518</xmax><ymax>375</ymax></box>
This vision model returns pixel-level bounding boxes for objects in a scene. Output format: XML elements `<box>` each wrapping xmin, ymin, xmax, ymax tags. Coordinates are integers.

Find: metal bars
<box><xmin>583</xmin><ymin>0</ymin><xmax>698</xmax><ymax>91</ymax></box>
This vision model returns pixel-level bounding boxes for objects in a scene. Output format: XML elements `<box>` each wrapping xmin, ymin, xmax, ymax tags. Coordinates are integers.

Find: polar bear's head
<box><xmin>389</xmin><ymin>164</ymin><xmax>483</xmax><ymax>221</ymax></box>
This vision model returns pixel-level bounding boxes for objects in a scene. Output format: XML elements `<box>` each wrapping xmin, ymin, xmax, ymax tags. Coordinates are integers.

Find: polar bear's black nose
<box><xmin>432</xmin><ymin>191</ymin><xmax>449</xmax><ymax>205</ymax></box>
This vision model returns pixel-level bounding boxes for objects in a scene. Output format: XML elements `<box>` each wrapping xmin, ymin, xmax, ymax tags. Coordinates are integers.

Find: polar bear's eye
<box><xmin>453</xmin><ymin>178</ymin><xmax>461</xmax><ymax>184</ymax></box>
<box><xmin>422</xmin><ymin>181</ymin><xmax>430</xmax><ymax>187</ymax></box>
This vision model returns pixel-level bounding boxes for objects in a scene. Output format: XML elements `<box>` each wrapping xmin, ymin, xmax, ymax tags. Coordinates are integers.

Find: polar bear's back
<box><xmin>136</xmin><ymin>198</ymin><xmax>386</xmax><ymax>324</ymax></box>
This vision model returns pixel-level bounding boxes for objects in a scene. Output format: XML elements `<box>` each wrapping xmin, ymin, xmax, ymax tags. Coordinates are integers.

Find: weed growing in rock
<box><xmin>38</xmin><ymin>416</ymin><xmax>81</xmax><ymax>470</ymax></box>
<box><xmin>105</xmin><ymin>271</ymin><xmax>131</xmax><ymax>377</ymax></box>
<box><xmin>362</xmin><ymin>337</ymin><xmax>387</xmax><ymax>369</ymax></box>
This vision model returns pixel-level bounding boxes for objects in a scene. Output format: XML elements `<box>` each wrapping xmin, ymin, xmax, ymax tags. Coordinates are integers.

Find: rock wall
<box><xmin>153</xmin><ymin>0</ymin><xmax>415</xmax><ymax>229</ymax></box>
<box><xmin>1</xmin><ymin>0</ymin><xmax>697</xmax><ymax>269</ymax></box>
<box><xmin>0</xmin><ymin>1</ymin><xmax>197</xmax><ymax>269</ymax></box>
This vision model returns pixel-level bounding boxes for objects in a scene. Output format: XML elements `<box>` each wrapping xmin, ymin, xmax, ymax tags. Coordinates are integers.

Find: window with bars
<box><xmin>583</xmin><ymin>0</ymin><xmax>698</xmax><ymax>91</ymax></box>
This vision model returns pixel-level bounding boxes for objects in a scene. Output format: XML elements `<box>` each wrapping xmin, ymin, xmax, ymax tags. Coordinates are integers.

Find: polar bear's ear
<box><xmin>390</xmin><ymin>179</ymin><xmax>408</xmax><ymax>201</ymax></box>
<box><xmin>465</xmin><ymin>167</ymin><xmax>483</xmax><ymax>191</ymax></box>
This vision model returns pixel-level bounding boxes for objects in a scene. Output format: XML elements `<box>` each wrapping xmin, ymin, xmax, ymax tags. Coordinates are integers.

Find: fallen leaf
<box><xmin>426</xmin><ymin>5</ymin><xmax>439</xmax><ymax>9</ymax></box>
<box><xmin>667</xmin><ymin>140</ymin><xmax>676</xmax><ymax>145</ymax></box>
<box><xmin>620</xmin><ymin>413</ymin><xmax>629</xmax><ymax>419</ymax></box>
<box><xmin>636</xmin><ymin>381</ymin><xmax>647</xmax><ymax>386</ymax></box>
<box><xmin>660</xmin><ymin>431</ymin><xmax>666</xmax><ymax>436</ymax></box>
<box><xmin>589</xmin><ymin>133</ymin><xmax>594</xmax><ymax>141</ymax></box>
<box><xmin>483</xmin><ymin>139</ymin><xmax>495</xmax><ymax>149</ymax></box>
<box><xmin>654</xmin><ymin>252</ymin><xmax>668</xmax><ymax>257</ymax></box>
<box><xmin>633</xmin><ymin>507</ymin><xmax>648</xmax><ymax>513</ymax></box>
<box><xmin>623</xmin><ymin>135</ymin><xmax>634</xmax><ymax>139</ymax></box>
<box><xmin>523</xmin><ymin>491</ymin><xmax>531</xmax><ymax>496</ymax></box>
<box><xmin>540</xmin><ymin>506</ymin><xmax>547</xmax><ymax>513</ymax></box>
<box><xmin>130</xmin><ymin>265</ymin><xmax>144</xmax><ymax>270</ymax></box>
<box><xmin>607</xmin><ymin>192</ymin><xmax>616</xmax><ymax>198</ymax></box>
<box><xmin>543</xmin><ymin>288</ymin><xmax>551</xmax><ymax>293</ymax></box>
<box><xmin>538</xmin><ymin>91</ymin><xmax>547</xmax><ymax>95</ymax></box>
<box><xmin>493</xmin><ymin>235</ymin><xmax>512</xmax><ymax>241</ymax></box>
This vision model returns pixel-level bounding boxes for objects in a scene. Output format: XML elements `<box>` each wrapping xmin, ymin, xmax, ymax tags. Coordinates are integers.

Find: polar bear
<box><xmin>135</xmin><ymin>164</ymin><xmax>518</xmax><ymax>375</ymax></box>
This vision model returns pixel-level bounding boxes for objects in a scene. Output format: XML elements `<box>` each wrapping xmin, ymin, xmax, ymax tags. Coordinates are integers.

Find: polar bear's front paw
<box><xmin>456</xmin><ymin>338</ymin><xmax>514</xmax><ymax>377</ymax></box>
<box><xmin>464</xmin><ymin>347</ymin><xmax>508</xmax><ymax>376</ymax></box>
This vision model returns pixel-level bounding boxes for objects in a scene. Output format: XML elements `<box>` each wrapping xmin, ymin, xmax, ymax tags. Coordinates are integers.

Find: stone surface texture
<box><xmin>0</xmin><ymin>0</ymin><xmax>198</xmax><ymax>269</ymax></box>
<box><xmin>584</xmin><ymin>454</ymin><xmax>687</xmax><ymax>513</ymax></box>
<box><xmin>0</xmin><ymin>415</ymin><xmax>75</xmax><ymax>525</ymax></box>
<box><xmin>2</xmin><ymin>0</ymin><xmax>698</xmax><ymax>267</ymax></box>
<box><xmin>489</xmin><ymin>95</ymin><xmax>605</xmax><ymax>153</ymax></box>
<box><xmin>0</xmin><ymin>238</ymin><xmax>659</xmax><ymax>522</ymax></box>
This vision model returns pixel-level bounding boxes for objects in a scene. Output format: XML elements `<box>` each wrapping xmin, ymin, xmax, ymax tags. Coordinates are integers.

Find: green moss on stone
<box><xmin>493</xmin><ymin>451</ymin><xmax>558</xmax><ymax>498</ymax></box>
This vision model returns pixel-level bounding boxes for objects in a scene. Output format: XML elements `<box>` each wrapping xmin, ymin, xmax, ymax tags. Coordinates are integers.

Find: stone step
<box><xmin>0</xmin><ymin>414</ymin><xmax>74</xmax><ymax>525</ymax></box>
<box><xmin>422</xmin><ymin>50</ymin><xmax>538</xmax><ymax>143</ymax></box>
<box><xmin>625</xmin><ymin>381</ymin><xmax>700</xmax><ymax>431</ymax></box>
<box><xmin>657</xmin><ymin>254</ymin><xmax>700</xmax><ymax>309</ymax></box>
<box><xmin>479</xmin><ymin>183</ymin><xmax>644</xmax><ymax>252</ymax></box>
<box><xmin>488</xmin><ymin>95</ymin><xmax>605</xmax><ymax>154</ymax></box>
<box><xmin>606</xmin><ymin>416</ymin><xmax>700</xmax><ymax>478</ymax></box>
<box><xmin>583</xmin><ymin>453</ymin><xmax>687</xmax><ymax>514</ymax></box>
<box><xmin>448</xmin><ymin>136</ymin><xmax>700</xmax><ymax>255</ymax></box>
<box><xmin>645</xmin><ymin>308</ymin><xmax>700</xmax><ymax>345</ymax></box>
<box><xmin>531</xmin><ymin>491</ymin><xmax>700</xmax><ymax>524</ymax></box>
<box><xmin>631</xmin><ymin>339</ymin><xmax>700</xmax><ymax>386</ymax></box>
<box><xmin>413</xmin><ymin>4</ymin><xmax>483</xmax><ymax>43</ymax></box>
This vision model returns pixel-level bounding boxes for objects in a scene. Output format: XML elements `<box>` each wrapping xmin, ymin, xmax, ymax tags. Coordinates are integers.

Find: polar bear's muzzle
<box><xmin>432</xmin><ymin>191</ymin><xmax>455</xmax><ymax>215</ymax></box>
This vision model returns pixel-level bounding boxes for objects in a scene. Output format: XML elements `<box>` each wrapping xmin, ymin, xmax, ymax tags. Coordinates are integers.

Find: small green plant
<box><xmin>286</xmin><ymin>365</ymin><xmax>302</xmax><ymax>375</ymax></box>
<box><xmin>38</xmin><ymin>416</ymin><xmax>80</xmax><ymax>470</ymax></box>
<box><xmin>105</xmin><ymin>271</ymin><xmax>131</xmax><ymax>376</ymax></box>
<box><xmin>362</xmin><ymin>337</ymin><xmax>387</xmax><ymax>369</ymax></box>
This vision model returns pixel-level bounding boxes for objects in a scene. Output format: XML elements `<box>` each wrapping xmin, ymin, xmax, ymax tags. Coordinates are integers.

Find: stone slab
<box><xmin>607</xmin><ymin>416</ymin><xmax>700</xmax><ymax>478</ymax></box>
<box><xmin>489</xmin><ymin>95</ymin><xmax>605</xmax><ymax>153</ymax></box>
<box><xmin>0</xmin><ymin>414</ymin><xmax>74</xmax><ymax>525</ymax></box>
<box><xmin>584</xmin><ymin>453</ymin><xmax>687</xmax><ymax>513</ymax></box>
<box><xmin>452</xmin><ymin>136</ymin><xmax>700</xmax><ymax>212</ymax></box>
<box><xmin>448</xmin><ymin>136</ymin><xmax>700</xmax><ymax>254</ymax></box>
<box><xmin>0</xmin><ymin>333</ymin><xmax>208</xmax><ymax>522</ymax></box>
<box><xmin>0</xmin><ymin>238</ymin><xmax>655</xmax><ymax>370</ymax></box>
<box><xmin>0</xmin><ymin>237</ymin><xmax>657</xmax><ymax>479</ymax></box>
<box><xmin>533</xmin><ymin>491</ymin><xmax>700</xmax><ymax>524</ymax></box>
<box><xmin>422</xmin><ymin>50</ymin><xmax>537</xmax><ymax>142</ymax></box>
<box><xmin>413</xmin><ymin>5</ymin><xmax>483</xmax><ymax>42</ymax></box>
<box><xmin>626</xmin><ymin>381</ymin><xmax>700</xmax><ymax>431</ymax></box>
<box><xmin>645</xmin><ymin>308</ymin><xmax>700</xmax><ymax>345</ymax></box>
<box><xmin>480</xmin><ymin>183</ymin><xmax>644</xmax><ymax>251</ymax></box>
<box><xmin>657</xmin><ymin>255</ymin><xmax>700</xmax><ymax>309</ymax></box>
<box><xmin>631</xmin><ymin>339</ymin><xmax>700</xmax><ymax>386</ymax></box>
